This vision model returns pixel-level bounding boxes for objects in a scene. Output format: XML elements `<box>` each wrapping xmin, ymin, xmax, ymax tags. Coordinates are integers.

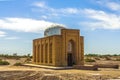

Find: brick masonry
<box><xmin>33</xmin><ymin>29</ymin><xmax>84</xmax><ymax>67</ymax></box>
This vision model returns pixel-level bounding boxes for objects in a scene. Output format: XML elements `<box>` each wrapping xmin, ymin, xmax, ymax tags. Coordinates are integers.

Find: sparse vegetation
<box><xmin>24</xmin><ymin>57</ymin><xmax>31</xmax><ymax>63</ymax></box>
<box><xmin>94</xmin><ymin>57</ymin><xmax>100</xmax><ymax>60</ymax></box>
<box><xmin>115</xmin><ymin>58</ymin><xmax>120</xmax><ymax>61</ymax></box>
<box><xmin>85</xmin><ymin>54</ymin><xmax>120</xmax><ymax>61</ymax></box>
<box><xmin>14</xmin><ymin>62</ymin><xmax>22</xmax><ymax>66</ymax></box>
<box><xmin>85</xmin><ymin>54</ymin><xmax>99</xmax><ymax>57</ymax></box>
<box><xmin>85</xmin><ymin>58</ymin><xmax>96</xmax><ymax>62</ymax></box>
<box><xmin>85</xmin><ymin>54</ymin><xmax>120</xmax><ymax>57</ymax></box>
<box><xmin>0</xmin><ymin>60</ymin><xmax>10</xmax><ymax>65</ymax></box>
<box><xmin>104</xmin><ymin>56</ymin><xmax>111</xmax><ymax>60</ymax></box>
<box><xmin>0</xmin><ymin>53</ymin><xmax>119</xmax><ymax>80</ymax></box>
<box><xmin>0</xmin><ymin>53</ymin><xmax>32</xmax><ymax>59</ymax></box>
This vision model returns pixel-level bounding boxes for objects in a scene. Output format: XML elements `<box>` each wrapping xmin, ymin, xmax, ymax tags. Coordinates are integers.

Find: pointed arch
<box><xmin>67</xmin><ymin>39</ymin><xmax>75</xmax><ymax>66</ymax></box>
<box><xmin>67</xmin><ymin>39</ymin><xmax>74</xmax><ymax>53</ymax></box>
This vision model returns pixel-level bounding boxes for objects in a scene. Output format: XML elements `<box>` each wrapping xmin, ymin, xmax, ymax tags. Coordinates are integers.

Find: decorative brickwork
<box><xmin>33</xmin><ymin>29</ymin><xmax>84</xmax><ymax>67</ymax></box>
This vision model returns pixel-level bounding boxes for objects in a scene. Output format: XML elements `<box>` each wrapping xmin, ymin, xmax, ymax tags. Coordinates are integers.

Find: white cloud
<box><xmin>79</xmin><ymin>9</ymin><xmax>120</xmax><ymax>30</ymax></box>
<box><xmin>0</xmin><ymin>31</ymin><xmax>6</xmax><ymax>37</ymax></box>
<box><xmin>96</xmin><ymin>0</ymin><xmax>120</xmax><ymax>11</ymax></box>
<box><xmin>106</xmin><ymin>2</ymin><xmax>120</xmax><ymax>11</ymax></box>
<box><xmin>40</xmin><ymin>15</ymin><xmax>48</xmax><ymax>19</ymax></box>
<box><xmin>33</xmin><ymin>1</ymin><xmax>47</xmax><ymax>9</ymax></box>
<box><xmin>0</xmin><ymin>17</ymin><xmax>64</xmax><ymax>33</ymax></box>
<box><xmin>33</xmin><ymin>1</ymin><xmax>80</xmax><ymax>15</ymax></box>
<box><xmin>33</xmin><ymin>1</ymin><xmax>120</xmax><ymax>30</ymax></box>
<box><xmin>60</xmin><ymin>8</ymin><xmax>79</xmax><ymax>14</ymax></box>
<box><xmin>33</xmin><ymin>1</ymin><xmax>54</xmax><ymax>12</ymax></box>
<box><xmin>5</xmin><ymin>36</ymin><xmax>20</xmax><ymax>40</ymax></box>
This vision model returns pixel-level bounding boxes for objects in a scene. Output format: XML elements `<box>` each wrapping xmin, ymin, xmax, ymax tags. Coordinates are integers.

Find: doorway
<box><xmin>67</xmin><ymin>40</ymin><xmax>75</xmax><ymax>66</ymax></box>
<box><xmin>67</xmin><ymin>53</ymin><xmax>73</xmax><ymax>66</ymax></box>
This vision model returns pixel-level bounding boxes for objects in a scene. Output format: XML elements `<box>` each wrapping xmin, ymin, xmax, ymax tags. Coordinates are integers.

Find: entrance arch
<box><xmin>67</xmin><ymin>40</ymin><xmax>75</xmax><ymax>66</ymax></box>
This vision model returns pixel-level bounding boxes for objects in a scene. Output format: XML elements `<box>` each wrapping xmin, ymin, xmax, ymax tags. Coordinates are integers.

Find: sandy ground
<box><xmin>0</xmin><ymin>57</ymin><xmax>120</xmax><ymax>80</ymax></box>
<box><xmin>0</xmin><ymin>65</ymin><xmax>120</xmax><ymax>80</ymax></box>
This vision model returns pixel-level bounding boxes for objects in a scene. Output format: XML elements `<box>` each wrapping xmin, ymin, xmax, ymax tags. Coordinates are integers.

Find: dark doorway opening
<box><xmin>67</xmin><ymin>53</ymin><xmax>73</xmax><ymax>66</ymax></box>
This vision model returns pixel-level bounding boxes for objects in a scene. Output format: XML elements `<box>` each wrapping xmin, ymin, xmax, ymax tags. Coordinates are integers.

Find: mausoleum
<box><xmin>33</xmin><ymin>25</ymin><xmax>84</xmax><ymax>67</ymax></box>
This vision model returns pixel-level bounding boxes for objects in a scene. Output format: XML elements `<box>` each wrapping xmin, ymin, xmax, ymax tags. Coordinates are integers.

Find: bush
<box><xmin>85</xmin><ymin>54</ymin><xmax>99</xmax><ymax>57</ymax></box>
<box><xmin>94</xmin><ymin>57</ymin><xmax>100</xmax><ymax>60</ymax></box>
<box><xmin>115</xmin><ymin>58</ymin><xmax>120</xmax><ymax>61</ymax></box>
<box><xmin>24</xmin><ymin>57</ymin><xmax>31</xmax><ymax>63</ymax></box>
<box><xmin>14</xmin><ymin>62</ymin><xmax>22</xmax><ymax>66</ymax></box>
<box><xmin>0</xmin><ymin>60</ymin><xmax>10</xmax><ymax>65</ymax></box>
<box><xmin>105</xmin><ymin>56</ymin><xmax>111</xmax><ymax>60</ymax></box>
<box><xmin>85</xmin><ymin>58</ymin><xmax>96</xmax><ymax>62</ymax></box>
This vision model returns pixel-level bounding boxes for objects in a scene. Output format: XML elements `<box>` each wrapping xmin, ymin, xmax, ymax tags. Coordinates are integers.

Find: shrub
<box><xmin>94</xmin><ymin>57</ymin><xmax>100</xmax><ymax>60</ymax></box>
<box><xmin>14</xmin><ymin>62</ymin><xmax>22</xmax><ymax>66</ymax></box>
<box><xmin>24</xmin><ymin>57</ymin><xmax>32</xmax><ymax>63</ymax></box>
<box><xmin>85</xmin><ymin>54</ymin><xmax>99</xmax><ymax>57</ymax></box>
<box><xmin>85</xmin><ymin>58</ymin><xmax>96</xmax><ymax>62</ymax></box>
<box><xmin>0</xmin><ymin>60</ymin><xmax>10</xmax><ymax>65</ymax></box>
<box><xmin>105</xmin><ymin>56</ymin><xmax>111</xmax><ymax>60</ymax></box>
<box><xmin>115</xmin><ymin>58</ymin><xmax>120</xmax><ymax>61</ymax></box>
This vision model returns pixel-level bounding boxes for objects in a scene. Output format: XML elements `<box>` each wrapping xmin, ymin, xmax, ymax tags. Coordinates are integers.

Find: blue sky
<box><xmin>0</xmin><ymin>0</ymin><xmax>120</xmax><ymax>55</ymax></box>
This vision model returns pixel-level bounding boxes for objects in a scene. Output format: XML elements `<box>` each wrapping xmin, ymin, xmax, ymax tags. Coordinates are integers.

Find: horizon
<box><xmin>0</xmin><ymin>0</ymin><xmax>120</xmax><ymax>55</ymax></box>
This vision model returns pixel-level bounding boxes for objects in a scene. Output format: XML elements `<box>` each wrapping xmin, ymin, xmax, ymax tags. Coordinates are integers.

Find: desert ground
<box><xmin>0</xmin><ymin>55</ymin><xmax>120</xmax><ymax>80</ymax></box>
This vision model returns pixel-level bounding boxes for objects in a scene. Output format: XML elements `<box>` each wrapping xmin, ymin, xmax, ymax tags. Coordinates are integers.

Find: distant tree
<box><xmin>13</xmin><ymin>53</ymin><xmax>17</xmax><ymax>57</ymax></box>
<box><xmin>85</xmin><ymin>53</ymin><xmax>99</xmax><ymax>57</ymax></box>
<box><xmin>113</xmin><ymin>54</ymin><xmax>118</xmax><ymax>56</ymax></box>
<box><xmin>12</xmin><ymin>53</ymin><xmax>20</xmax><ymax>59</ymax></box>
<box><xmin>27</xmin><ymin>54</ymin><xmax>30</xmax><ymax>57</ymax></box>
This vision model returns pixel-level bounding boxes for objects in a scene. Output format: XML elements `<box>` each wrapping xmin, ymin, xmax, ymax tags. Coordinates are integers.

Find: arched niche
<box><xmin>67</xmin><ymin>39</ymin><xmax>75</xmax><ymax>66</ymax></box>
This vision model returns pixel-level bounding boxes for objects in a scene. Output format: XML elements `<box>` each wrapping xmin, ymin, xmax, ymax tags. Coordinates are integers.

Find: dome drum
<box><xmin>44</xmin><ymin>25</ymin><xmax>65</xmax><ymax>37</ymax></box>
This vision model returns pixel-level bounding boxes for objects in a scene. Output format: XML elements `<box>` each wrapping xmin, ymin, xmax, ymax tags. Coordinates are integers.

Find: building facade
<box><xmin>33</xmin><ymin>26</ymin><xmax>84</xmax><ymax>67</ymax></box>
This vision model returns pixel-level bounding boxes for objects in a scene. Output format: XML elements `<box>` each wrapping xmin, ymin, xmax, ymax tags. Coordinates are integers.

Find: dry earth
<box><xmin>0</xmin><ymin>65</ymin><xmax>120</xmax><ymax>80</ymax></box>
<box><xmin>0</xmin><ymin>57</ymin><xmax>120</xmax><ymax>80</ymax></box>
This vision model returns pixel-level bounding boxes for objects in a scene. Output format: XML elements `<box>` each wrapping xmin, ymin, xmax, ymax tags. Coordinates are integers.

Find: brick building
<box><xmin>33</xmin><ymin>25</ymin><xmax>84</xmax><ymax>67</ymax></box>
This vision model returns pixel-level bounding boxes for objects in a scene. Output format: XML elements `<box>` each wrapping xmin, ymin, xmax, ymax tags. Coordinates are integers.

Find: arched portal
<box><xmin>67</xmin><ymin>40</ymin><xmax>75</xmax><ymax>66</ymax></box>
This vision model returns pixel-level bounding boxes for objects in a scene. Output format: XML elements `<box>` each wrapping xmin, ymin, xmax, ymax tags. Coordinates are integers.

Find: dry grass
<box><xmin>0</xmin><ymin>56</ymin><xmax>120</xmax><ymax>80</ymax></box>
